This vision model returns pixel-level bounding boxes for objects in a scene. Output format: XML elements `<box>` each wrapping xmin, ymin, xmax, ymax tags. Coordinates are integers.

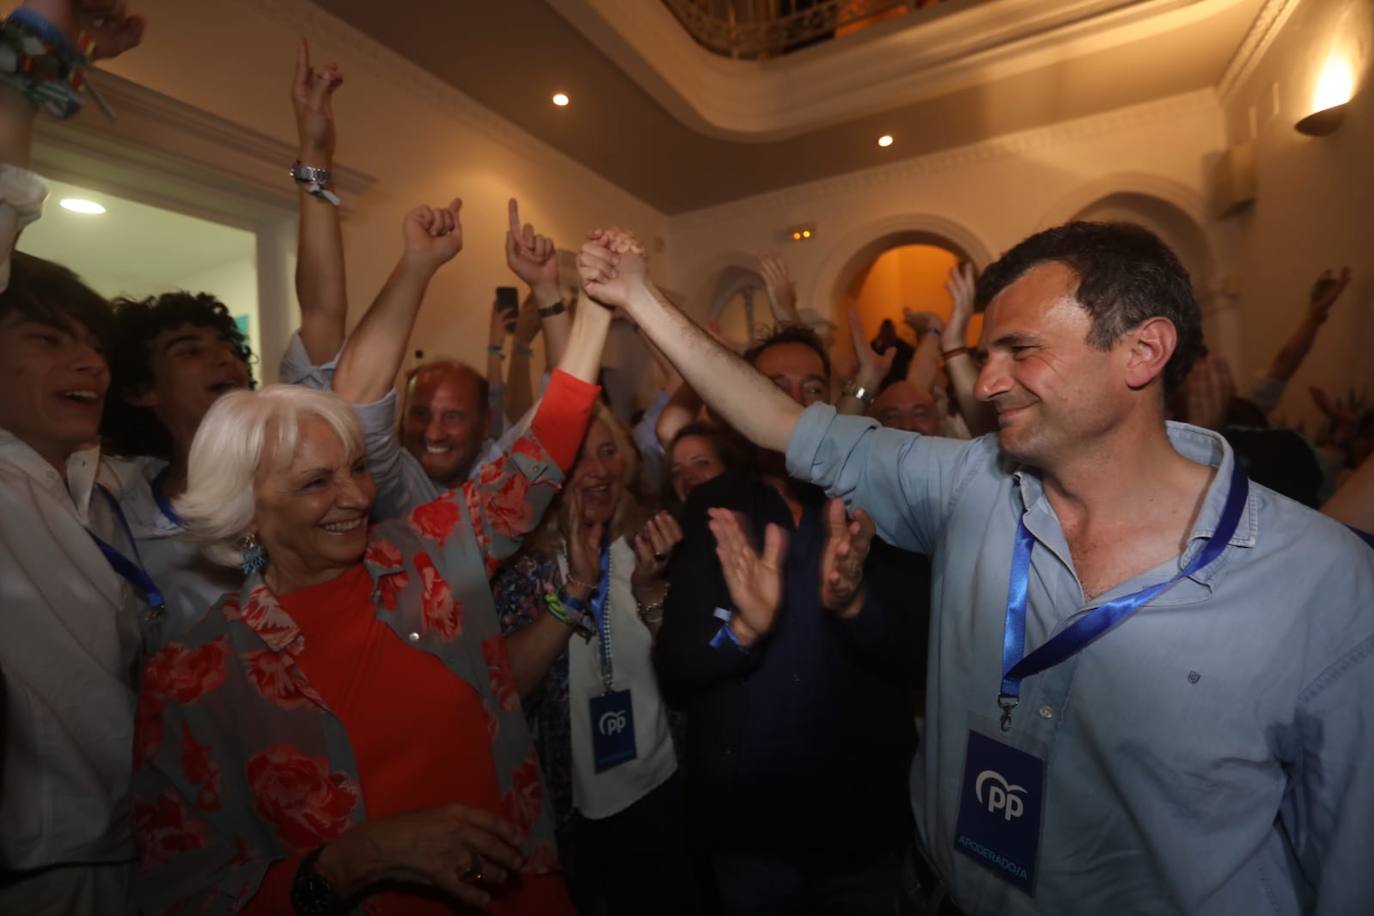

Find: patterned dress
<box><xmin>129</xmin><ymin>373</ymin><xmax>597</xmax><ymax>913</ymax></box>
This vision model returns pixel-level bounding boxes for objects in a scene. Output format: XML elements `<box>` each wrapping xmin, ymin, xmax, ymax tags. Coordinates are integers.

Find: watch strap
<box><xmin>291</xmin><ymin>845</ymin><xmax>346</xmax><ymax>916</ymax></box>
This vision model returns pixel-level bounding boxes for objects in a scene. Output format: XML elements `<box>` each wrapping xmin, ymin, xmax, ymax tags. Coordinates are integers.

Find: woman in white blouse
<box><xmin>494</xmin><ymin>403</ymin><xmax>703</xmax><ymax>915</ymax></box>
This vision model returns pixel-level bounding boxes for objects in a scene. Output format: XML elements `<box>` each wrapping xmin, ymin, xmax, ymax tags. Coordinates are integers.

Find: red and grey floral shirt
<box><xmin>129</xmin><ymin>372</ymin><xmax>598</xmax><ymax>913</ymax></box>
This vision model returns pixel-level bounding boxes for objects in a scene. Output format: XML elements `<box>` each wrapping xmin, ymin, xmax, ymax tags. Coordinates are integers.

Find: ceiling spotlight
<box><xmin>877</xmin><ymin>134</ymin><xmax>894</xmax><ymax>148</ymax></box>
<box><xmin>552</xmin><ymin>93</ymin><xmax>570</xmax><ymax>107</ymax></box>
<box><xmin>60</xmin><ymin>198</ymin><xmax>106</xmax><ymax>215</ymax></box>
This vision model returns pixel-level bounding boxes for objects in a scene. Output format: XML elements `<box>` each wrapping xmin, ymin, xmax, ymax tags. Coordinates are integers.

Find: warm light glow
<box><xmin>60</xmin><ymin>198</ymin><xmax>105</xmax><ymax>215</ymax></box>
<box><xmin>801</xmin><ymin>230</ymin><xmax>812</xmax><ymax>238</ymax></box>
<box><xmin>792</xmin><ymin>231</ymin><xmax>802</xmax><ymax>240</ymax></box>
<box><xmin>877</xmin><ymin>134</ymin><xmax>894</xmax><ymax>148</ymax></box>
<box><xmin>1312</xmin><ymin>55</ymin><xmax>1355</xmax><ymax>112</ymax></box>
<box><xmin>552</xmin><ymin>92</ymin><xmax>570</xmax><ymax>107</ymax></box>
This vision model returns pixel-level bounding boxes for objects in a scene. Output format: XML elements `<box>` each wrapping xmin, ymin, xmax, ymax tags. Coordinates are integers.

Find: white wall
<box><xmin>169</xmin><ymin>256</ymin><xmax>261</xmax><ymax>368</ymax></box>
<box><xmin>91</xmin><ymin>0</ymin><xmax>667</xmax><ymax>378</ymax></box>
<box><xmin>1215</xmin><ymin>0</ymin><xmax>1374</xmax><ymax>432</ymax></box>
<box><xmin>664</xmin><ymin>88</ymin><xmax>1229</xmax><ymax>362</ymax></box>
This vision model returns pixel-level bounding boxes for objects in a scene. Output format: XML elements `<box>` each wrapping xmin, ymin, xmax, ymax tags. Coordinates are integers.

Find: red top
<box><xmin>246</xmin><ymin>566</ymin><xmax>573</xmax><ymax>915</ymax></box>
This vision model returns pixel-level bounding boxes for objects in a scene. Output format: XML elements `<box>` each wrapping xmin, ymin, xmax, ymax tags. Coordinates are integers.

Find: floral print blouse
<box><xmin>129</xmin><ymin>373</ymin><xmax>598</xmax><ymax>913</ymax></box>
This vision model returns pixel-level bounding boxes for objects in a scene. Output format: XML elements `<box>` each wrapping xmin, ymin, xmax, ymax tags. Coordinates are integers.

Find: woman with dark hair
<box><xmin>665</xmin><ymin>421</ymin><xmax>743</xmax><ymax>509</ymax></box>
<box><xmin>493</xmin><ymin>404</ymin><xmax>699</xmax><ymax>915</ymax></box>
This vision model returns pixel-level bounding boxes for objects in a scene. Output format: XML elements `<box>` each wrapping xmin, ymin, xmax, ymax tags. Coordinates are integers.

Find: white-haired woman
<box><xmin>492</xmin><ymin>404</ymin><xmax>701</xmax><ymax>915</ymax></box>
<box><xmin>129</xmin><ymin>291</ymin><xmax>609</xmax><ymax>914</ymax></box>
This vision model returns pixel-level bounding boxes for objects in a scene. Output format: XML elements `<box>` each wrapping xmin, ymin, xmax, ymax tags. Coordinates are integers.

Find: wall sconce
<box><xmin>1296</xmin><ymin>53</ymin><xmax>1355</xmax><ymax>136</ymax></box>
<box><xmin>786</xmin><ymin>224</ymin><xmax>816</xmax><ymax>241</ymax></box>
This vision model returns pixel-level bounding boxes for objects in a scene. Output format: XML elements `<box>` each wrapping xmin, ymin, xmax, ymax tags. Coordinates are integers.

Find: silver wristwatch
<box><xmin>289</xmin><ymin>161</ymin><xmax>341</xmax><ymax>206</ymax></box>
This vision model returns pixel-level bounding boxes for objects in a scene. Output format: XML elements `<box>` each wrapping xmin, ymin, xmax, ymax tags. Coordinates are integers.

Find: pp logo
<box><xmin>598</xmin><ymin>709</ymin><xmax>628</xmax><ymax>737</ymax></box>
<box><xmin>975</xmin><ymin>770</ymin><xmax>1026</xmax><ymax>821</ymax></box>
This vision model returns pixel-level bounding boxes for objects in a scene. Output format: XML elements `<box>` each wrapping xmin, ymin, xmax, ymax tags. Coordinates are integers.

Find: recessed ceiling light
<box><xmin>552</xmin><ymin>93</ymin><xmax>570</xmax><ymax>107</ymax></box>
<box><xmin>60</xmin><ymin>198</ymin><xmax>106</xmax><ymax>215</ymax></box>
<box><xmin>877</xmin><ymin>134</ymin><xmax>894</xmax><ymax>148</ymax></box>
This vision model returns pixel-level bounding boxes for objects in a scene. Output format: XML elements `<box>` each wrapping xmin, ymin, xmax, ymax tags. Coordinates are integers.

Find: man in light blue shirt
<box><xmin>578</xmin><ymin>222</ymin><xmax>1374</xmax><ymax>915</ymax></box>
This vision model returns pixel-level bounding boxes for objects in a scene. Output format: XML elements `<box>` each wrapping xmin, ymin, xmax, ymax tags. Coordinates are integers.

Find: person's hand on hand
<box><xmin>291</xmin><ymin>38</ymin><xmax>342</xmax><ymax>165</ymax></box>
<box><xmin>317</xmin><ymin>803</ymin><xmax>524</xmax><ymax>910</ymax></box>
<box><xmin>401</xmin><ymin>199</ymin><xmax>463</xmax><ymax>272</ymax></box>
<box><xmin>1309</xmin><ymin>267</ymin><xmax>1351</xmax><ymax>325</ymax></box>
<box><xmin>505</xmin><ymin>198</ymin><xmax>560</xmax><ymax>293</ymax></box>
<box><xmin>942</xmin><ymin>262</ymin><xmax>976</xmax><ymax>351</ymax></box>
<box><xmin>631</xmin><ymin>511</ymin><xmax>684</xmax><ymax>591</ymax></box>
<box><xmin>579</xmin><ymin>228</ymin><xmax>648</xmax><ymax>309</ymax></box>
<box><xmin>848</xmin><ymin>309</ymin><xmax>895</xmax><ymax>388</ymax></box>
<box><xmin>709</xmin><ymin>509</ymin><xmax>787</xmax><ymax>647</ymax></box>
<box><xmin>819</xmin><ymin>498</ymin><xmax>874</xmax><ymax>616</ymax></box>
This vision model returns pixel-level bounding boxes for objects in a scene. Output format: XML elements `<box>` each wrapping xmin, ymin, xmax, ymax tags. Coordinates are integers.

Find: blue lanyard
<box><xmin>588</xmin><ymin>541</ymin><xmax>614</xmax><ymax>692</ymax></box>
<box><xmin>151</xmin><ymin>466</ymin><xmax>185</xmax><ymax>527</ymax></box>
<box><xmin>998</xmin><ymin>459</ymin><xmax>1248</xmax><ymax>731</ymax></box>
<box><xmin>89</xmin><ymin>485</ymin><xmax>166</xmax><ymax>620</ymax></box>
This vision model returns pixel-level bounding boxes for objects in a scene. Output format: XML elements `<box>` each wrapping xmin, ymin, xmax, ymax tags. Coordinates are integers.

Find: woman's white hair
<box><xmin>174</xmin><ymin>384</ymin><xmax>364</xmax><ymax>567</ymax></box>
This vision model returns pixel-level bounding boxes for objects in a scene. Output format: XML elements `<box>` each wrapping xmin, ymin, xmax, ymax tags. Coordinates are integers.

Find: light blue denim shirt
<box><xmin>786</xmin><ymin>405</ymin><xmax>1374</xmax><ymax>916</ymax></box>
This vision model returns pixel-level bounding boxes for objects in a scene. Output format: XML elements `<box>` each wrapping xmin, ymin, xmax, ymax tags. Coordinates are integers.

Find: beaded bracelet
<box><xmin>0</xmin><ymin>10</ymin><xmax>93</xmax><ymax>119</ymax></box>
<box><xmin>544</xmin><ymin>591</ymin><xmax>595</xmax><ymax>639</ymax></box>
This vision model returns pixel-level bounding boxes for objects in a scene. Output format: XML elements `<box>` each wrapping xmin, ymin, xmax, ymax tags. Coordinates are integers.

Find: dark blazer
<box><xmin>655</xmin><ymin>468</ymin><xmax>927</xmax><ymax>860</ymax></box>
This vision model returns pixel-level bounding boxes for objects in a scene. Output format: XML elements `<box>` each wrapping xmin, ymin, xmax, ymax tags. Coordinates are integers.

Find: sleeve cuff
<box><xmin>278</xmin><ymin>330</ymin><xmax>340</xmax><ymax>388</ymax></box>
<box><xmin>708</xmin><ymin>608</ymin><xmax>749</xmax><ymax>651</ymax></box>
<box><xmin>530</xmin><ymin>371</ymin><xmax>601</xmax><ymax>471</ymax></box>
<box><xmin>351</xmin><ymin>389</ymin><xmax>400</xmax><ymax>437</ymax></box>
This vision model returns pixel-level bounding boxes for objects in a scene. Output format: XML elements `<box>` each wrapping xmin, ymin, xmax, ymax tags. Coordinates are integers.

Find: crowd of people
<box><xmin>2</xmin><ymin>2</ymin><xmax>1372</xmax><ymax>915</ymax></box>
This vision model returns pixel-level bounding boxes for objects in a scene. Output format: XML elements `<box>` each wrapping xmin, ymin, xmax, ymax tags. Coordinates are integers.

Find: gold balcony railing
<box><xmin>661</xmin><ymin>0</ymin><xmax>949</xmax><ymax>59</ymax></box>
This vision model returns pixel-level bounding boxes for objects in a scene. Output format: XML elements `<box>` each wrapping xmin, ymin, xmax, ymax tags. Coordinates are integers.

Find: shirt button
<box><xmin>408</xmin><ymin>631</ymin><xmax>420</xmax><ymax>642</ymax></box>
<box><xmin>1038</xmin><ymin>704</ymin><xmax>1054</xmax><ymax>719</ymax></box>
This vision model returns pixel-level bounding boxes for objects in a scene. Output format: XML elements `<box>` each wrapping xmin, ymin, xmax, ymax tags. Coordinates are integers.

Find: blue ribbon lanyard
<box><xmin>151</xmin><ymin>466</ymin><xmax>185</xmax><ymax>527</ymax></box>
<box><xmin>997</xmin><ymin>459</ymin><xmax>1248</xmax><ymax>731</ymax></box>
<box><xmin>588</xmin><ymin>541</ymin><xmax>614</xmax><ymax>693</ymax></box>
<box><xmin>89</xmin><ymin>485</ymin><xmax>166</xmax><ymax>622</ymax></box>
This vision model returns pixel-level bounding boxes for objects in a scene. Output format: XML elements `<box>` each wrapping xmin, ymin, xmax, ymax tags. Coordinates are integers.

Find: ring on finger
<box><xmin>460</xmin><ymin>856</ymin><xmax>485</xmax><ymax>884</ymax></box>
<box><xmin>653</xmin><ymin>550</ymin><xmax>667</xmax><ymax>562</ymax></box>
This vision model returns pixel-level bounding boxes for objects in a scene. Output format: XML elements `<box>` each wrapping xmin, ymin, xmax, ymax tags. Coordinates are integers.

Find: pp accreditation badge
<box><xmin>953</xmin><ymin>729</ymin><xmax>1045</xmax><ymax>894</ymax></box>
<box><xmin>589</xmin><ymin>689</ymin><xmax>637</xmax><ymax>772</ymax></box>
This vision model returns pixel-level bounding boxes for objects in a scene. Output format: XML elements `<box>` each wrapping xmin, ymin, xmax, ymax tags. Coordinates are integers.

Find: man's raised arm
<box><xmin>332</xmin><ymin>199</ymin><xmax>462</xmax><ymax>405</ymax></box>
<box><xmin>578</xmin><ymin>229</ymin><xmax>802</xmax><ymax>452</ymax></box>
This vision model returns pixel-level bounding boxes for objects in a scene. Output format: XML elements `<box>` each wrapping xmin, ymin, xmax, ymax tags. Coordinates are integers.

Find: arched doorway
<box><xmin>827</xmin><ymin>227</ymin><xmax>985</xmax><ymax>380</ymax></box>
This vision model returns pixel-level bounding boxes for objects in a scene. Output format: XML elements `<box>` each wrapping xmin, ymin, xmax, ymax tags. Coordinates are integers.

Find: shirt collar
<box><xmin>1010</xmin><ymin>422</ymin><xmax>1256</xmax><ymax>585</ymax></box>
<box><xmin>0</xmin><ymin>428</ymin><xmax>105</xmax><ymax>520</ymax></box>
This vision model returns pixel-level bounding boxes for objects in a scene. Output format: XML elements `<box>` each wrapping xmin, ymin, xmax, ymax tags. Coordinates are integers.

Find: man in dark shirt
<box><xmin>655</xmin><ymin>325</ymin><xmax>927</xmax><ymax>915</ymax></box>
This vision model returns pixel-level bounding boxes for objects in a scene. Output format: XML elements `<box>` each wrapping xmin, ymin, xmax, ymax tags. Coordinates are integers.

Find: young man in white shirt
<box><xmin>0</xmin><ymin>252</ymin><xmax>146</xmax><ymax>913</ymax></box>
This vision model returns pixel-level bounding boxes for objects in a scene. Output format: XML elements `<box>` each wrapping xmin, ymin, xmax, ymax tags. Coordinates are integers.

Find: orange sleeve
<box><xmin>529</xmin><ymin>370</ymin><xmax>601</xmax><ymax>472</ymax></box>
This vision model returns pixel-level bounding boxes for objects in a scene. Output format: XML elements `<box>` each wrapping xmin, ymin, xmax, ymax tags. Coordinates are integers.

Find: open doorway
<box><xmin>17</xmin><ymin>177</ymin><xmax>262</xmax><ymax>365</ymax></box>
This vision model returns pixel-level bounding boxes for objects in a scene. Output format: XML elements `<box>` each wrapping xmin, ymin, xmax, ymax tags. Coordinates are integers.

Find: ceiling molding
<box><xmin>552</xmin><ymin>0</ymin><xmax>1251</xmax><ymax>141</ymax></box>
<box><xmin>255</xmin><ymin>0</ymin><xmax>661</xmax><ymax>216</ymax></box>
<box><xmin>669</xmin><ymin>88</ymin><xmax>1221</xmax><ymax>231</ymax></box>
<box><xmin>1215</xmin><ymin>0</ymin><xmax>1301</xmax><ymax>100</ymax></box>
<box><xmin>87</xmin><ymin>68</ymin><xmax>376</xmax><ymax>197</ymax></box>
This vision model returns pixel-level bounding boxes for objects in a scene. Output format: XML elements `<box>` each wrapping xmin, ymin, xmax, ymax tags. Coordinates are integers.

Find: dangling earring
<box><xmin>239</xmin><ymin>533</ymin><xmax>268</xmax><ymax>574</ymax></box>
